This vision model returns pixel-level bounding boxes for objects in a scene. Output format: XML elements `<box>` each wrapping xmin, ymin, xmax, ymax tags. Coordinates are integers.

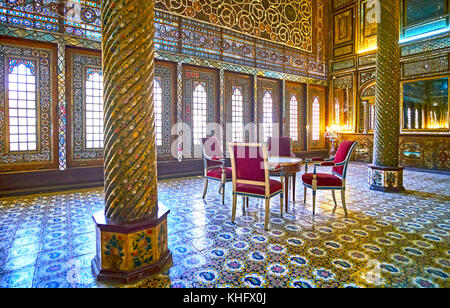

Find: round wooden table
<box><xmin>268</xmin><ymin>156</ymin><xmax>303</xmax><ymax>211</ymax></box>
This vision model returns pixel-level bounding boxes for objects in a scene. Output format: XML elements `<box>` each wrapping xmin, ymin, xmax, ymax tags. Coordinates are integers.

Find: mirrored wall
<box><xmin>402</xmin><ymin>76</ymin><xmax>449</xmax><ymax>131</ymax></box>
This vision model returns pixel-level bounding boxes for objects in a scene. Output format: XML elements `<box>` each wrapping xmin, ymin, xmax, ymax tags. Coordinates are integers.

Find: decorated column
<box><xmin>368</xmin><ymin>0</ymin><xmax>405</xmax><ymax>192</ymax></box>
<box><xmin>92</xmin><ymin>0</ymin><xmax>171</xmax><ymax>283</ymax></box>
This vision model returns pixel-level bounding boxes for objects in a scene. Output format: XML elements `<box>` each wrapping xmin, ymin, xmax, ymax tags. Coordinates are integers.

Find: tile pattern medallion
<box><xmin>0</xmin><ymin>163</ymin><xmax>449</xmax><ymax>288</ymax></box>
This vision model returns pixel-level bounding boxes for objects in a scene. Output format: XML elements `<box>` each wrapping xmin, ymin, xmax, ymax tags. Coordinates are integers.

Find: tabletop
<box><xmin>268</xmin><ymin>156</ymin><xmax>303</xmax><ymax>165</ymax></box>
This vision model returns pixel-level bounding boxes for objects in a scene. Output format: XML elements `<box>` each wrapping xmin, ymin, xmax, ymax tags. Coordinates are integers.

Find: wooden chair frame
<box><xmin>201</xmin><ymin>139</ymin><xmax>232</xmax><ymax>204</ymax></box>
<box><xmin>227</xmin><ymin>142</ymin><xmax>284</xmax><ymax>230</ymax></box>
<box><xmin>302</xmin><ymin>142</ymin><xmax>358</xmax><ymax>216</ymax></box>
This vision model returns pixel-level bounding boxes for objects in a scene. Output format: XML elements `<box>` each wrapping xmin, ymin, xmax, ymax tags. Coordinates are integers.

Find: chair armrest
<box><xmin>313</xmin><ymin>162</ymin><xmax>335</xmax><ymax>167</ymax></box>
<box><xmin>204</xmin><ymin>154</ymin><xmax>224</xmax><ymax>163</ymax></box>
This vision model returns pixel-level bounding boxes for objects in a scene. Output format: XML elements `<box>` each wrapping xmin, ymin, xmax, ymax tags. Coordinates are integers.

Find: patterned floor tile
<box><xmin>0</xmin><ymin>163</ymin><xmax>448</xmax><ymax>288</ymax></box>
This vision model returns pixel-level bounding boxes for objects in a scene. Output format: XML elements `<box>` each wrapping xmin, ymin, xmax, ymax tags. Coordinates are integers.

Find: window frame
<box><xmin>0</xmin><ymin>37</ymin><xmax>58</xmax><ymax>173</ymax></box>
<box><xmin>66</xmin><ymin>47</ymin><xmax>103</xmax><ymax>168</ymax></box>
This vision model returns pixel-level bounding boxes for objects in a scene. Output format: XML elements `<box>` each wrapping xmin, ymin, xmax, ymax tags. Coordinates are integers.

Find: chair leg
<box><xmin>202</xmin><ymin>178</ymin><xmax>208</xmax><ymax>199</ymax></box>
<box><xmin>218</xmin><ymin>184</ymin><xmax>222</xmax><ymax>194</ymax></box>
<box><xmin>332</xmin><ymin>190</ymin><xmax>338</xmax><ymax>210</ymax></box>
<box><xmin>222</xmin><ymin>182</ymin><xmax>225</xmax><ymax>204</ymax></box>
<box><xmin>304</xmin><ymin>187</ymin><xmax>307</xmax><ymax>204</ymax></box>
<box><xmin>341</xmin><ymin>189</ymin><xmax>348</xmax><ymax>216</ymax></box>
<box><xmin>280</xmin><ymin>192</ymin><xmax>284</xmax><ymax>217</ymax></box>
<box><xmin>264</xmin><ymin>199</ymin><xmax>270</xmax><ymax>230</ymax></box>
<box><xmin>312</xmin><ymin>190</ymin><xmax>316</xmax><ymax>216</ymax></box>
<box><xmin>231</xmin><ymin>194</ymin><xmax>237</xmax><ymax>223</ymax></box>
<box><xmin>246</xmin><ymin>197</ymin><xmax>249</xmax><ymax>208</ymax></box>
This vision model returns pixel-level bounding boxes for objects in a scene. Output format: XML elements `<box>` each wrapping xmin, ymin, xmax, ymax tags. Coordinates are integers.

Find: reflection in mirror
<box><xmin>333</xmin><ymin>75</ymin><xmax>353</xmax><ymax>131</ymax></box>
<box><xmin>405</xmin><ymin>0</ymin><xmax>446</xmax><ymax>26</ymax></box>
<box><xmin>402</xmin><ymin>77</ymin><xmax>449</xmax><ymax>130</ymax></box>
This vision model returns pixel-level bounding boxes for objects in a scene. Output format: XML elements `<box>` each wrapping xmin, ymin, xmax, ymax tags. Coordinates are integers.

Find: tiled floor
<box><xmin>0</xmin><ymin>162</ymin><xmax>449</xmax><ymax>288</ymax></box>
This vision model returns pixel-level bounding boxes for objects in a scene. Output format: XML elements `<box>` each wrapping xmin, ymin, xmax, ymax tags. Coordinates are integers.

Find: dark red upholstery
<box><xmin>302</xmin><ymin>173</ymin><xmax>342</xmax><ymax>187</ymax></box>
<box><xmin>236</xmin><ymin>179</ymin><xmax>282</xmax><ymax>196</ymax></box>
<box><xmin>202</xmin><ymin>137</ymin><xmax>222</xmax><ymax>167</ymax></box>
<box><xmin>232</xmin><ymin>144</ymin><xmax>265</xmax><ymax>182</ymax></box>
<box><xmin>267</xmin><ymin>137</ymin><xmax>291</xmax><ymax>157</ymax></box>
<box><xmin>332</xmin><ymin>141</ymin><xmax>356</xmax><ymax>176</ymax></box>
<box><xmin>207</xmin><ymin>167</ymin><xmax>232</xmax><ymax>179</ymax></box>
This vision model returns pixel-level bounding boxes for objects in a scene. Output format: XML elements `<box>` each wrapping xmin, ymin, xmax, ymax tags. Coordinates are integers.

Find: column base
<box><xmin>91</xmin><ymin>206</ymin><xmax>172</xmax><ymax>284</ymax></box>
<box><xmin>368</xmin><ymin>165</ymin><xmax>405</xmax><ymax>192</ymax></box>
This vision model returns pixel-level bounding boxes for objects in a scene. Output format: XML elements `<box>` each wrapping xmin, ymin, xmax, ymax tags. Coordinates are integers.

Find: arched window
<box><xmin>263</xmin><ymin>89</ymin><xmax>273</xmax><ymax>140</ymax></box>
<box><xmin>8</xmin><ymin>61</ymin><xmax>37</xmax><ymax>152</ymax></box>
<box><xmin>334</xmin><ymin>98</ymin><xmax>340</xmax><ymax>126</ymax></box>
<box><xmin>154</xmin><ymin>77</ymin><xmax>163</xmax><ymax>146</ymax></box>
<box><xmin>193</xmin><ymin>81</ymin><xmax>207</xmax><ymax>145</ymax></box>
<box><xmin>289</xmin><ymin>94</ymin><xmax>298</xmax><ymax>141</ymax></box>
<box><xmin>85</xmin><ymin>69</ymin><xmax>104</xmax><ymax>149</ymax></box>
<box><xmin>232</xmin><ymin>86</ymin><xmax>244</xmax><ymax>142</ymax></box>
<box><xmin>312</xmin><ymin>96</ymin><xmax>320</xmax><ymax>141</ymax></box>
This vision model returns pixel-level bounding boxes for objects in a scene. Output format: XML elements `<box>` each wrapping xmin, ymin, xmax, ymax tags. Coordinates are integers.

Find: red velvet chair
<box><xmin>201</xmin><ymin>137</ymin><xmax>232</xmax><ymax>204</ymax></box>
<box><xmin>267</xmin><ymin>137</ymin><xmax>298</xmax><ymax>202</ymax></box>
<box><xmin>302</xmin><ymin>141</ymin><xmax>358</xmax><ymax>216</ymax></box>
<box><xmin>267</xmin><ymin>137</ymin><xmax>296</xmax><ymax>157</ymax></box>
<box><xmin>227</xmin><ymin>143</ymin><xmax>284</xmax><ymax>230</ymax></box>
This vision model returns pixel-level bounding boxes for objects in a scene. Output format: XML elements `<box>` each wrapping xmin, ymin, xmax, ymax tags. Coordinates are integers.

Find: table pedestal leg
<box><xmin>292</xmin><ymin>174</ymin><xmax>296</xmax><ymax>202</ymax></box>
<box><xmin>285</xmin><ymin>175</ymin><xmax>289</xmax><ymax>212</ymax></box>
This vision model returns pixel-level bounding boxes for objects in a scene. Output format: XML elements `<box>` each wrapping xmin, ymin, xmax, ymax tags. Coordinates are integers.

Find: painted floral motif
<box><xmin>103</xmin><ymin>234</ymin><xmax>125</xmax><ymax>270</ymax></box>
<box><xmin>131</xmin><ymin>230</ymin><xmax>154</xmax><ymax>269</ymax></box>
<box><xmin>385</xmin><ymin>171</ymin><xmax>397</xmax><ymax>187</ymax></box>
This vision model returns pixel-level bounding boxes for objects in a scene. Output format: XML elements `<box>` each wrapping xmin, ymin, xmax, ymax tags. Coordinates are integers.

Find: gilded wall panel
<box><xmin>334</xmin><ymin>8</ymin><xmax>353</xmax><ymax>46</ymax></box>
<box><xmin>332</xmin><ymin>58</ymin><xmax>355</xmax><ymax>72</ymax></box>
<box><xmin>402</xmin><ymin>56</ymin><xmax>449</xmax><ymax>78</ymax></box>
<box><xmin>358</xmin><ymin>0</ymin><xmax>378</xmax><ymax>53</ymax></box>
<box><xmin>333</xmin><ymin>0</ymin><xmax>355</xmax><ymax>10</ymax></box>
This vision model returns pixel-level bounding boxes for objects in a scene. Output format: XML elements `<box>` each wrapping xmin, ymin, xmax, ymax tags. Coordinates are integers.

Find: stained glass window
<box><xmin>290</xmin><ymin>94</ymin><xmax>298</xmax><ymax>141</ymax></box>
<box><xmin>7</xmin><ymin>60</ymin><xmax>37</xmax><ymax>152</ymax></box>
<box><xmin>193</xmin><ymin>81</ymin><xmax>207</xmax><ymax>145</ymax></box>
<box><xmin>263</xmin><ymin>89</ymin><xmax>273</xmax><ymax>140</ymax></box>
<box><xmin>232</xmin><ymin>86</ymin><xmax>244</xmax><ymax>142</ymax></box>
<box><xmin>312</xmin><ymin>96</ymin><xmax>320</xmax><ymax>141</ymax></box>
<box><xmin>154</xmin><ymin>77</ymin><xmax>163</xmax><ymax>146</ymax></box>
<box><xmin>85</xmin><ymin>68</ymin><xmax>103</xmax><ymax>149</ymax></box>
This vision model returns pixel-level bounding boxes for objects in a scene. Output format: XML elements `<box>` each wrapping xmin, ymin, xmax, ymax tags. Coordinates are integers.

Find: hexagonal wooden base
<box><xmin>368</xmin><ymin>165</ymin><xmax>405</xmax><ymax>192</ymax></box>
<box><xmin>91</xmin><ymin>206</ymin><xmax>172</xmax><ymax>284</ymax></box>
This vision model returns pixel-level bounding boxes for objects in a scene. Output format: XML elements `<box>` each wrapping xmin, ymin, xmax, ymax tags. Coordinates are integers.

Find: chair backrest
<box><xmin>201</xmin><ymin>137</ymin><xmax>222</xmax><ymax>168</ymax></box>
<box><xmin>332</xmin><ymin>140</ymin><xmax>358</xmax><ymax>178</ymax></box>
<box><xmin>267</xmin><ymin>137</ymin><xmax>292</xmax><ymax>157</ymax></box>
<box><xmin>227</xmin><ymin>143</ymin><xmax>269</xmax><ymax>186</ymax></box>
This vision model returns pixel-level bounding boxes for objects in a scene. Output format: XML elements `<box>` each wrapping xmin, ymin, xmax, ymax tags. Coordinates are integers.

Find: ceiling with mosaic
<box><xmin>154</xmin><ymin>0</ymin><xmax>314</xmax><ymax>52</ymax></box>
<box><xmin>0</xmin><ymin>0</ymin><xmax>318</xmax><ymax>52</ymax></box>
